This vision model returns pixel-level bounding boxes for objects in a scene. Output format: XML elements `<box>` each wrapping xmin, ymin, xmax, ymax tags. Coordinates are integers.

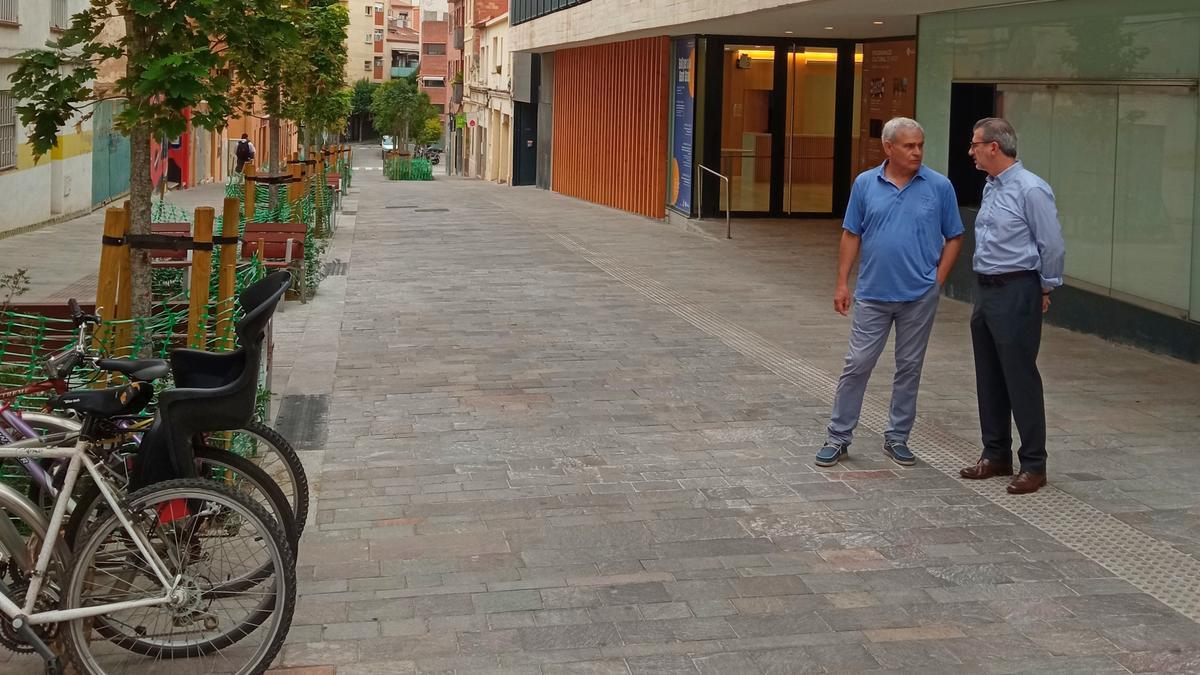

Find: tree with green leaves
<box><xmin>416</xmin><ymin>117</ymin><xmax>443</xmax><ymax>147</ymax></box>
<box><xmin>284</xmin><ymin>2</ymin><xmax>350</xmax><ymax>148</ymax></box>
<box><xmin>350</xmin><ymin>79</ymin><xmax>379</xmax><ymax>142</ymax></box>
<box><xmin>12</xmin><ymin>0</ymin><xmax>298</xmax><ymax>325</ymax></box>
<box><xmin>370</xmin><ymin>75</ymin><xmax>438</xmax><ymax>153</ymax></box>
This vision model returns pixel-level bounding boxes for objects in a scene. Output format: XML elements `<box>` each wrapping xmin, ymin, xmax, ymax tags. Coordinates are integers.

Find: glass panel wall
<box><xmin>917</xmin><ymin>0</ymin><xmax>1200</xmax><ymax>319</ymax></box>
<box><xmin>720</xmin><ymin>45</ymin><xmax>775</xmax><ymax>212</ymax></box>
<box><xmin>784</xmin><ymin>46</ymin><xmax>838</xmax><ymax>213</ymax></box>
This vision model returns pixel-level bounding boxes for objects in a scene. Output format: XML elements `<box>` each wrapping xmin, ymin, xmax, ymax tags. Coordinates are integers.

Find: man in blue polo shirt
<box><xmin>816</xmin><ymin>117</ymin><xmax>964</xmax><ymax>468</ymax></box>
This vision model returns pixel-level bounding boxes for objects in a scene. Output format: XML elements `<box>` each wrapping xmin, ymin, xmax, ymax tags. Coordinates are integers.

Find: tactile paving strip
<box><xmin>550</xmin><ymin>233</ymin><xmax>1200</xmax><ymax>623</ymax></box>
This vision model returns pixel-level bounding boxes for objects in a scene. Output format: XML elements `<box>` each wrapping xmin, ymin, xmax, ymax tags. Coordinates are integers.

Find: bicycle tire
<box><xmin>205</xmin><ymin>421</ymin><xmax>309</xmax><ymax>537</ymax></box>
<box><xmin>65</xmin><ymin>447</ymin><xmax>299</xmax><ymax>554</ymax></box>
<box><xmin>62</xmin><ymin>479</ymin><xmax>295</xmax><ymax>673</ymax></box>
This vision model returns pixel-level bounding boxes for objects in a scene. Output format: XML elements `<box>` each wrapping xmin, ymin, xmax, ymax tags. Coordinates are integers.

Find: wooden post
<box><xmin>113</xmin><ymin>203</ymin><xmax>133</xmax><ymax>354</ymax></box>
<box><xmin>188</xmin><ymin>207</ymin><xmax>215</xmax><ymax>349</ymax></box>
<box><xmin>287</xmin><ymin>163</ymin><xmax>303</xmax><ymax>218</ymax></box>
<box><xmin>94</xmin><ymin>207</ymin><xmax>128</xmax><ymax>352</ymax></box>
<box><xmin>244</xmin><ymin>164</ymin><xmax>257</xmax><ymax>221</ymax></box>
<box><xmin>215</xmin><ymin>198</ymin><xmax>240</xmax><ymax>351</ymax></box>
<box><xmin>314</xmin><ymin>147</ymin><xmax>328</xmax><ymax>236</ymax></box>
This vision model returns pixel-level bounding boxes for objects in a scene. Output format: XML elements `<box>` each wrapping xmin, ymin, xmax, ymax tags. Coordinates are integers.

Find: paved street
<box><xmin>4</xmin><ymin>146</ymin><xmax>1200</xmax><ymax>673</ymax></box>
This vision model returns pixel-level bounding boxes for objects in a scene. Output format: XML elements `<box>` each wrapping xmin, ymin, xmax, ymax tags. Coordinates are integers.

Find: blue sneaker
<box><xmin>883</xmin><ymin>439</ymin><xmax>916</xmax><ymax>466</ymax></box>
<box><xmin>815</xmin><ymin>441</ymin><xmax>849</xmax><ymax>467</ymax></box>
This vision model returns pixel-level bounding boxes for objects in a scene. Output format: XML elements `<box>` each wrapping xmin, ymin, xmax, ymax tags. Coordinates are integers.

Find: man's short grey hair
<box><xmin>882</xmin><ymin>117</ymin><xmax>924</xmax><ymax>143</ymax></box>
<box><xmin>973</xmin><ymin>117</ymin><xmax>1018</xmax><ymax>158</ymax></box>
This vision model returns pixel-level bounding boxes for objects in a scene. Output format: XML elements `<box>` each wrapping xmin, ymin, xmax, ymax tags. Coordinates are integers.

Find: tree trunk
<box><xmin>128</xmin><ymin>123</ymin><xmax>154</xmax><ymax>345</ymax></box>
<box><xmin>267</xmin><ymin>82</ymin><xmax>282</xmax><ymax>213</ymax></box>
<box><xmin>123</xmin><ymin>11</ymin><xmax>153</xmax><ymax>355</ymax></box>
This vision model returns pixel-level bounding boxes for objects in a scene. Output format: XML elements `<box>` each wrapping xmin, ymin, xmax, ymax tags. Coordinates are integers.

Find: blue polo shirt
<box><xmin>843</xmin><ymin>162</ymin><xmax>964</xmax><ymax>302</ymax></box>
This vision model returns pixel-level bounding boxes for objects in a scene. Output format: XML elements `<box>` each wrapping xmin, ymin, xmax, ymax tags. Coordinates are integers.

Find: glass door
<box><xmin>784</xmin><ymin>45</ymin><xmax>839</xmax><ymax>214</ymax></box>
<box><xmin>720</xmin><ymin>44</ymin><xmax>775</xmax><ymax>212</ymax></box>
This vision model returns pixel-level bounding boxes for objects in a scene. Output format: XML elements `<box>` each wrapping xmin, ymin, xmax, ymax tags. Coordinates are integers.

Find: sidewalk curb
<box><xmin>0</xmin><ymin>192</ymin><xmax>128</xmax><ymax>242</ymax></box>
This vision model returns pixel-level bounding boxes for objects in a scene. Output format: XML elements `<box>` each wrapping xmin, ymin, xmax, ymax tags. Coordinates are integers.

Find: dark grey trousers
<box><xmin>970</xmin><ymin>272</ymin><xmax>1048</xmax><ymax>473</ymax></box>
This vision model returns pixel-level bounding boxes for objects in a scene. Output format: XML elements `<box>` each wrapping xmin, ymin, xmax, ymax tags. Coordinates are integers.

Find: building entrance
<box><xmin>703</xmin><ymin>35</ymin><xmax>912</xmax><ymax>219</ymax></box>
<box><xmin>712</xmin><ymin>39</ymin><xmax>851</xmax><ymax>217</ymax></box>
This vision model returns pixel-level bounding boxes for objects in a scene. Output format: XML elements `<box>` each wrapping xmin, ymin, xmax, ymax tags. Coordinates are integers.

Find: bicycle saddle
<box><xmin>96</xmin><ymin>358</ymin><xmax>170</xmax><ymax>383</ymax></box>
<box><xmin>53</xmin><ymin>382</ymin><xmax>152</xmax><ymax>418</ymax></box>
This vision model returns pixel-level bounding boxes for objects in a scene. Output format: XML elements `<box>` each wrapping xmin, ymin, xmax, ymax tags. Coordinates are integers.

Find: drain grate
<box><xmin>548</xmin><ymin>232</ymin><xmax>1200</xmax><ymax>623</ymax></box>
<box><xmin>273</xmin><ymin>394</ymin><xmax>330</xmax><ymax>451</ymax></box>
<box><xmin>323</xmin><ymin>260</ymin><xmax>349</xmax><ymax>277</ymax></box>
<box><xmin>414</xmin><ymin>208</ymin><xmax>449</xmax><ymax>213</ymax></box>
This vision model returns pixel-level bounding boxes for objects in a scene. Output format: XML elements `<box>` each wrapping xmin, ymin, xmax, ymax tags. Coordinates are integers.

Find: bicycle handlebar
<box><xmin>67</xmin><ymin>298</ymin><xmax>101</xmax><ymax>327</ymax></box>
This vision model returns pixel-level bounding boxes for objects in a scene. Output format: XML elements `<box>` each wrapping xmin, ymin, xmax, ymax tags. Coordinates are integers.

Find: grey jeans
<box><xmin>827</xmin><ymin>283</ymin><xmax>941</xmax><ymax>445</ymax></box>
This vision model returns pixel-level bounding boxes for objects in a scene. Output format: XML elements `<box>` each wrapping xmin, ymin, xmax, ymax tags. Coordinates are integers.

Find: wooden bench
<box><xmin>327</xmin><ymin>172</ymin><xmax>344</xmax><ymax>212</ymax></box>
<box><xmin>241</xmin><ymin>221</ymin><xmax>307</xmax><ymax>302</ymax></box>
<box><xmin>149</xmin><ymin>223</ymin><xmax>192</xmax><ymax>269</ymax></box>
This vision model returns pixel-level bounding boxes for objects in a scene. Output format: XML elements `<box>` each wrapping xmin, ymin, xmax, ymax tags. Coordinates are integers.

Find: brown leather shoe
<box><xmin>959</xmin><ymin>458</ymin><xmax>1014</xmax><ymax>480</ymax></box>
<box><xmin>1006</xmin><ymin>471</ymin><xmax>1047</xmax><ymax>494</ymax></box>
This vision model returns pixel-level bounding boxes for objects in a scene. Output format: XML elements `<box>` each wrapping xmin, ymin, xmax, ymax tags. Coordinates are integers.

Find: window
<box><xmin>364</xmin><ymin>33</ymin><xmax>372</xmax><ymax>44</ymax></box>
<box><xmin>51</xmin><ymin>0</ymin><xmax>68</xmax><ymax>29</ymax></box>
<box><xmin>395</xmin><ymin>12</ymin><xmax>409</xmax><ymax>28</ymax></box>
<box><xmin>424</xmin><ymin>43</ymin><xmax>446</xmax><ymax>56</ymax></box>
<box><xmin>374</xmin><ymin>29</ymin><xmax>384</xmax><ymax>42</ymax></box>
<box><xmin>374</xmin><ymin>56</ymin><xmax>384</xmax><ymax>67</ymax></box>
<box><xmin>0</xmin><ymin>0</ymin><xmax>17</xmax><ymax>24</ymax></box>
<box><xmin>423</xmin><ymin>78</ymin><xmax>445</xmax><ymax>88</ymax></box>
<box><xmin>364</xmin><ymin>60</ymin><xmax>372</xmax><ymax>71</ymax></box>
<box><xmin>365</xmin><ymin>4</ymin><xmax>373</xmax><ymax>15</ymax></box>
<box><xmin>0</xmin><ymin>91</ymin><xmax>16</xmax><ymax>171</ymax></box>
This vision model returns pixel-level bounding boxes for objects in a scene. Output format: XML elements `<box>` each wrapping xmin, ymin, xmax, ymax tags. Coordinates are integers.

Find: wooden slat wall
<box><xmin>552</xmin><ymin>37</ymin><xmax>670</xmax><ymax>220</ymax></box>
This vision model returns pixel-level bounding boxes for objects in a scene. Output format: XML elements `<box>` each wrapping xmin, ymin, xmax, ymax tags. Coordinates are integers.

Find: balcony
<box><xmin>391</xmin><ymin>66</ymin><xmax>417</xmax><ymax>78</ymax></box>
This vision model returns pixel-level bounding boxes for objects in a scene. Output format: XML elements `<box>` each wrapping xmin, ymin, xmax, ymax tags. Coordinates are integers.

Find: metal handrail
<box><xmin>696</xmin><ymin>164</ymin><xmax>732</xmax><ymax>240</ymax></box>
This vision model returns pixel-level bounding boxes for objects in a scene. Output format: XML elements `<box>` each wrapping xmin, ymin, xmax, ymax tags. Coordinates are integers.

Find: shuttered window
<box><xmin>0</xmin><ymin>91</ymin><xmax>17</xmax><ymax>170</ymax></box>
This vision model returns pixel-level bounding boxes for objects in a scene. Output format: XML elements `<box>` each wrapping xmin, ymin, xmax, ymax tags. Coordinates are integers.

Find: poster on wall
<box><xmin>668</xmin><ymin>36</ymin><xmax>696</xmax><ymax>215</ymax></box>
<box><xmin>858</xmin><ymin>40</ymin><xmax>917</xmax><ymax>173</ymax></box>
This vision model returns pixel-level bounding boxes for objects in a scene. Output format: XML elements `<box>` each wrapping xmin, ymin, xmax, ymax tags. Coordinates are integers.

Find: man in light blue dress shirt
<box><xmin>815</xmin><ymin>118</ymin><xmax>964</xmax><ymax>468</ymax></box>
<box><xmin>960</xmin><ymin>118</ymin><xmax>1066</xmax><ymax>495</ymax></box>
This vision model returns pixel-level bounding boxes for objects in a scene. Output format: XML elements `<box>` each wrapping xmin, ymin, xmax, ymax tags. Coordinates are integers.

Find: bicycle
<box><xmin>0</xmin><ymin>272</ymin><xmax>299</xmax><ymax>672</ymax></box>
<box><xmin>0</xmin><ymin>301</ymin><xmax>310</xmax><ymax>547</ymax></box>
<box><xmin>0</xmin><ymin>395</ymin><xmax>295</xmax><ymax>673</ymax></box>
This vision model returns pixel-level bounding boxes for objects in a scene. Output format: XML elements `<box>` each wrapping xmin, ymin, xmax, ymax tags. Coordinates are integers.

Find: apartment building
<box><xmin>0</xmin><ymin>0</ymin><xmax>95</xmax><ymax>233</ymax></box>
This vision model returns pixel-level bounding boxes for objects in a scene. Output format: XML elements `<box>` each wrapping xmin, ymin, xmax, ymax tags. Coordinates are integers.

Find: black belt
<box><xmin>976</xmin><ymin>270</ymin><xmax>1037</xmax><ymax>286</ymax></box>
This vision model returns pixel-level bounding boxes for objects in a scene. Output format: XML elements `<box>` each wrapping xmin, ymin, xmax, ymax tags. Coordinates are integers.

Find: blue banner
<box><xmin>669</xmin><ymin>37</ymin><xmax>696</xmax><ymax>215</ymax></box>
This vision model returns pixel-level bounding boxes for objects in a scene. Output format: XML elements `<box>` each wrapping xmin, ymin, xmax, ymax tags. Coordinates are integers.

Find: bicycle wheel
<box><xmin>202</xmin><ymin>421</ymin><xmax>309</xmax><ymax>537</ymax></box>
<box><xmin>0</xmin><ymin>482</ymin><xmax>69</xmax><ymax>653</ymax></box>
<box><xmin>65</xmin><ymin>447</ymin><xmax>299</xmax><ymax>554</ymax></box>
<box><xmin>63</xmin><ymin>479</ymin><xmax>295</xmax><ymax>674</ymax></box>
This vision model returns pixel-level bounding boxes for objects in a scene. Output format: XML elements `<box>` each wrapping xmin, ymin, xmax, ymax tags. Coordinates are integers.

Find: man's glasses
<box><xmin>969</xmin><ymin>141</ymin><xmax>994</xmax><ymax>150</ymax></box>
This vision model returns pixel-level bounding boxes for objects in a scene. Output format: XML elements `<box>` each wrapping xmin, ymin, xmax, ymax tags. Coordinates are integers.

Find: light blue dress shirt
<box><xmin>843</xmin><ymin>163</ymin><xmax>964</xmax><ymax>302</ymax></box>
<box><xmin>973</xmin><ymin>161</ymin><xmax>1066</xmax><ymax>289</ymax></box>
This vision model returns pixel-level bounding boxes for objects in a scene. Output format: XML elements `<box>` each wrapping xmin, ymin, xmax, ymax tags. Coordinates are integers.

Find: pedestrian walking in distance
<box><xmin>235</xmin><ymin>133</ymin><xmax>256</xmax><ymax>173</ymax></box>
<box><xmin>816</xmin><ymin>117</ymin><xmax>965</xmax><ymax>468</ymax></box>
<box><xmin>960</xmin><ymin>117</ymin><xmax>1065</xmax><ymax>495</ymax></box>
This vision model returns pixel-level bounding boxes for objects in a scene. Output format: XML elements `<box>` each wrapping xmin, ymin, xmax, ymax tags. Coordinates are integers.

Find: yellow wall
<box><xmin>13</xmin><ymin>131</ymin><xmax>94</xmax><ymax>171</ymax></box>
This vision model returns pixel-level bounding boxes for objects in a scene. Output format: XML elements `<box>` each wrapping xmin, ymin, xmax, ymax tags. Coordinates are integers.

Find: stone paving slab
<box><xmin>6</xmin><ymin>148</ymin><xmax>1200</xmax><ymax>672</ymax></box>
<box><xmin>273</xmin><ymin>160</ymin><xmax>1200</xmax><ymax>673</ymax></box>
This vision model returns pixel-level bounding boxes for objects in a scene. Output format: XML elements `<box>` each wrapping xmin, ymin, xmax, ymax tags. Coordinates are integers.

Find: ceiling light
<box><xmin>824</xmin><ymin>26</ymin><xmax>834</xmax><ymax>30</ymax></box>
<box><xmin>873</xmin><ymin>20</ymin><xmax>885</xmax><ymax>25</ymax></box>
<box><xmin>784</xmin><ymin>30</ymin><xmax>794</xmax><ymax>34</ymax></box>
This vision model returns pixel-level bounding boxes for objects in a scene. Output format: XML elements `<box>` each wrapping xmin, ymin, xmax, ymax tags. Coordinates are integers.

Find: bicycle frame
<box><xmin>0</xmin><ymin>434</ymin><xmax>178</xmax><ymax>625</ymax></box>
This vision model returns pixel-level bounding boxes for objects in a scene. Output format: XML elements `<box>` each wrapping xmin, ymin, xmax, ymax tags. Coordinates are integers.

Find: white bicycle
<box><xmin>0</xmin><ymin>394</ymin><xmax>296</xmax><ymax>674</ymax></box>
